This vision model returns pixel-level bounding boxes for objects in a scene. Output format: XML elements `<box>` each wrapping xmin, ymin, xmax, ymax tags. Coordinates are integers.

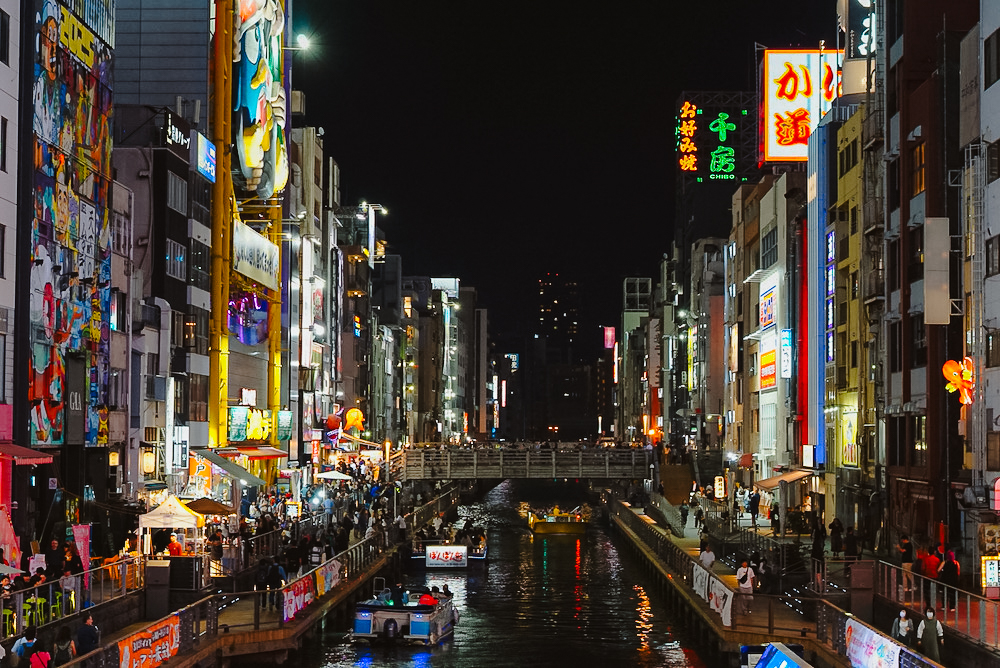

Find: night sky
<box><xmin>292</xmin><ymin>1</ymin><xmax>836</xmax><ymax>352</ymax></box>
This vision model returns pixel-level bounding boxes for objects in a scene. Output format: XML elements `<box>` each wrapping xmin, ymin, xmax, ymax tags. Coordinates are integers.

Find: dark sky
<box><xmin>293</xmin><ymin>1</ymin><xmax>836</xmax><ymax>350</ymax></box>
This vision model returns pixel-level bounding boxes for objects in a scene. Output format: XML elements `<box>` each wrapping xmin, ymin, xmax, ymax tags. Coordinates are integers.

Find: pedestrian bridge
<box><xmin>391</xmin><ymin>447</ymin><xmax>655</xmax><ymax>481</ymax></box>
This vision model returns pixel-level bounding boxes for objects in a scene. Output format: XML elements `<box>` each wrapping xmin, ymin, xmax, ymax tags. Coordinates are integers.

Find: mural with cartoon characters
<box><xmin>30</xmin><ymin>0</ymin><xmax>113</xmax><ymax>445</ymax></box>
<box><xmin>233</xmin><ymin>0</ymin><xmax>288</xmax><ymax>201</ymax></box>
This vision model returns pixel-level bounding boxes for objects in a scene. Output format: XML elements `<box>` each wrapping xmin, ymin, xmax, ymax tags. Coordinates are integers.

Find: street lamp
<box><xmin>283</xmin><ymin>33</ymin><xmax>311</xmax><ymax>51</ymax></box>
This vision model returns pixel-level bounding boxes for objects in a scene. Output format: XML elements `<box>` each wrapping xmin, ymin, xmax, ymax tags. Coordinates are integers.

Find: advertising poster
<box><xmin>282</xmin><ymin>575</ymin><xmax>315</xmax><ymax>623</ymax></box>
<box><xmin>314</xmin><ymin>559</ymin><xmax>342</xmax><ymax>596</ymax></box>
<box><xmin>118</xmin><ymin>615</ymin><xmax>180</xmax><ymax>668</ymax></box>
<box><xmin>425</xmin><ymin>545</ymin><xmax>468</xmax><ymax>568</ymax></box>
<box><xmin>845</xmin><ymin>618</ymin><xmax>900</xmax><ymax>668</ymax></box>
<box><xmin>71</xmin><ymin>524</ymin><xmax>91</xmax><ymax>587</ymax></box>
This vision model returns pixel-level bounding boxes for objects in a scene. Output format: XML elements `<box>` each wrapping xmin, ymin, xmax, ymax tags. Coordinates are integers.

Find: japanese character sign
<box><xmin>763</xmin><ymin>49</ymin><xmax>843</xmax><ymax>161</ymax></box>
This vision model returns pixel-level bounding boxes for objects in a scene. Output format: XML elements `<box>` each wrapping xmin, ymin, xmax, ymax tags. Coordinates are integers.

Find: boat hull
<box><xmin>351</xmin><ymin>600</ymin><xmax>457</xmax><ymax>646</ymax></box>
<box><xmin>530</xmin><ymin>521</ymin><xmax>587</xmax><ymax>534</ymax></box>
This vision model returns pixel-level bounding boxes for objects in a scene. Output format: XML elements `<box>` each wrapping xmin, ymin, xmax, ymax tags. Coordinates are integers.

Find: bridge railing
<box><xmin>399</xmin><ymin>447</ymin><xmax>654</xmax><ymax>480</ymax></box>
<box><xmin>64</xmin><ymin>535</ymin><xmax>390</xmax><ymax>668</ymax></box>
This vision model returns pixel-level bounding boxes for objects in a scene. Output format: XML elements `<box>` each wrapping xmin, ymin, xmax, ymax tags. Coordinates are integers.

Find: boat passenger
<box><xmin>442</xmin><ymin>584</ymin><xmax>452</xmax><ymax>598</ymax></box>
<box><xmin>418</xmin><ymin>591</ymin><xmax>438</xmax><ymax>605</ymax></box>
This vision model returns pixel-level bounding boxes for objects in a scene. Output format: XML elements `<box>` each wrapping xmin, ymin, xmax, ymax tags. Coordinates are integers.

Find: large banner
<box><xmin>709</xmin><ymin>576</ymin><xmax>733</xmax><ymax>626</ymax></box>
<box><xmin>71</xmin><ymin>524</ymin><xmax>91</xmax><ymax>587</ymax></box>
<box><xmin>118</xmin><ymin>615</ymin><xmax>180</xmax><ymax>668</ymax></box>
<box><xmin>845</xmin><ymin>618</ymin><xmax>900</xmax><ymax>668</ymax></box>
<box><xmin>314</xmin><ymin>559</ymin><xmax>341</xmax><ymax>596</ymax></box>
<box><xmin>692</xmin><ymin>563</ymin><xmax>710</xmax><ymax>600</ymax></box>
<box><xmin>282</xmin><ymin>574</ymin><xmax>315</xmax><ymax>623</ymax></box>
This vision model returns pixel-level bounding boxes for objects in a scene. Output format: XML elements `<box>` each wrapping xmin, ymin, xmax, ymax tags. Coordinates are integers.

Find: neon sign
<box><xmin>942</xmin><ymin>357</ymin><xmax>975</xmax><ymax>404</ymax></box>
<box><xmin>676</xmin><ymin>99</ymin><xmax>749</xmax><ymax>182</ymax></box>
<box><xmin>763</xmin><ymin>50</ymin><xmax>843</xmax><ymax>162</ymax></box>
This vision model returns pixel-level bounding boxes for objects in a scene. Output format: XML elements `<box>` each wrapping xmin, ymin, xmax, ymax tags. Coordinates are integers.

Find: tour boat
<box><xmin>528</xmin><ymin>506</ymin><xmax>587</xmax><ymax>534</ymax></box>
<box><xmin>351</xmin><ymin>582</ymin><xmax>459</xmax><ymax>646</ymax></box>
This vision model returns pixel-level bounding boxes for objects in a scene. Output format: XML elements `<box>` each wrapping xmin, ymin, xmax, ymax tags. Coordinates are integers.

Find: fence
<box><xmin>877</xmin><ymin>559</ymin><xmax>1000</xmax><ymax>648</ymax></box>
<box><xmin>0</xmin><ymin>555</ymin><xmax>145</xmax><ymax>641</ymax></box>
<box><xmin>65</xmin><ymin>535</ymin><xmax>388</xmax><ymax>668</ymax></box>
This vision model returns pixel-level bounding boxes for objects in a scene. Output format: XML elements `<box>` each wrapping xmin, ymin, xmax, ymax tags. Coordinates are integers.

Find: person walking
<box><xmin>921</xmin><ymin>548</ymin><xmax>941</xmax><ymax>603</ymax></box>
<box><xmin>736</xmin><ymin>559</ymin><xmax>756</xmax><ymax>615</ymax></box>
<box><xmin>829</xmin><ymin>518</ymin><xmax>844</xmax><ymax>558</ymax></box>
<box><xmin>679</xmin><ymin>502</ymin><xmax>689</xmax><ymax>528</ymax></box>
<box><xmin>699</xmin><ymin>544</ymin><xmax>716</xmax><ymax>571</ymax></box>
<box><xmin>693</xmin><ymin>504</ymin><xmax>704</xmax><ymax>530</ymax></box>
<box><xmin>891</xmin><ymin>609</ymin><xmax>913</xmax><ymax>647</ymax></box>
<box><xmin>844</xmin><ymin>526</ymin><xmax>859</xmax><ymax>562</ymax></box>
<box><xmin>916</xmin><ymin>607</ymin><xmax>944</xmax><ymax>662</ymax></box>
<box><xmin>937</xmin><ymin>550</ymin><xmax>960</xmax><ymax>611</ymax></box>
<box><xmin>898</xmin><ymin>534</ymin><xmax>915</xmax><ymax>597</ymax></box>
<box><xmin>51</xmin><ymin>625</ymin><xmax>76</xmax><ymax>666</ymax></box>
<box><xmin>748</xmin><ymin>490</ymin><xmax>761</xmax><ymax>529</ymax></box>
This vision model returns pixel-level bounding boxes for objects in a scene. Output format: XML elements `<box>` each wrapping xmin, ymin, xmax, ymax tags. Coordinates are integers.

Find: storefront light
<box><xmin>142</xmin><ymin>449</ymin><xmax>156</xmax><ymax>475</ymax></box>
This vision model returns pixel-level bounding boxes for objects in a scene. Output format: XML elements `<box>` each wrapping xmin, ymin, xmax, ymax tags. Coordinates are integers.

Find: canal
<box><xmin>298</xmin><ymin>479</ymin><xmax>707</xmax><ymax>667</ymax></box>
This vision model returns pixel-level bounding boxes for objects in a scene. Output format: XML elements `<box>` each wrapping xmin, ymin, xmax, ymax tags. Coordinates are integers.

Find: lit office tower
<box><xmin>537</xmin><ymin>273</ymin><xmax>581</xmax><ymax>364</ymax></box>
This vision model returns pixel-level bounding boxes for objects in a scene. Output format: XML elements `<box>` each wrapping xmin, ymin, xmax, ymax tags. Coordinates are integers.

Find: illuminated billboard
<box><xmin>603</xmin><ymin>326</ymin><xmax>615</xmax><ymax>350</ymax></box>
<box><xmin>233</xmin><ymin>0</ymin><xmax>289</xmax><ymax>200</ymax></box>
<box><xmin>760</xmin><ymin>332</ymin><xmax>776</xmax><ymax>390</ymax></box>
<box><xmin>30</xmin><ymin>0</ymin><xmax>114</xmax><ymax>445</ymax></box>
<box><xmin>762</xmin><ymin>49</ymin><xmax>843</xmax><ymax>162</ymax></box>
<box><xmin>675</xmin><ymin>92</ymin><xmax>758</xmax><ymax>184</ymax></box>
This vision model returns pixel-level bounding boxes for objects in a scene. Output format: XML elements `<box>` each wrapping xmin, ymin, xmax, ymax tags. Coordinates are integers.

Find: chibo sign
<box><xmin>425</xmin><ymin>546</ymin><xmax>468</xmax><ymax>568</ymax></box>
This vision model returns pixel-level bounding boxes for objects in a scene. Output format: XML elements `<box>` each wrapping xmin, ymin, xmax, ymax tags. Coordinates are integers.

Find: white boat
<box><xmin>351</xmin><ymin>579</ymin><xmax>459</xmax><ymax>646</ymax></box>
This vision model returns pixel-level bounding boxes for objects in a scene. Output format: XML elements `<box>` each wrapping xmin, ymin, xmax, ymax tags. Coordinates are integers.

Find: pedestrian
<box><xmin>898</xmin><ymin>534</ymin><xmax>914</xmax><ymax>596</ymax></box>
<box><xmin>748</xmin><ymin>490</ymin><xmax>760</xmax><ymax>528</ymax></box>
<box><xmin>693</xmin><ymin>504</ymin><xmax>704</xmax><ymax>530</ymax></box>
<box><xmin>916</xmin><ymin>607</ymin><xmax>944</xmax><ymax>662</ymax></box>
<box><xmin>921</xmin><ymin>547</ymin><xmax>941</xmax><ymax>603</ymax></box>
<box><xmin>844</xmin><ymin>526</ymin><xmax>859</xmax><ymax>561</ymax></box>
<box><xmin>699</xmin><ymin>544</ymin><xmax>716</xmax><ymax>571</ymax></box>
<box><xmin>937</xmin><ymin>550</ymin><xmax>960</xmax><ymax>611</ymax></box>
<box><xmin>736</xmin><ymin>559</ymin><xmax>755</xmax><ymax>615</ymax></box>
<box><xmin>75</xmin><ymin>613</ymin><xmax>100</xmax><ymax>656</ymax></box>
<box><xmin>829</xmin><ymin>518</ymin><xmax>844</xmax><ymax>558</ymax></box>
<box><xmin>699</xmin><ymin>531</ymin><xmax>710</xmax><ymax>554</ymax></box>
<box><xmin>266</xmin><ymin>558</ymin><xmax>286</xmax><ymax>612</ymax></box>
<box><xmin>51</xmin><ymin>625</ymin><xmax>76</xmax><ymax>666</ymax></box>
<box><xmin>679</xmin><ymin>503</ymin><xmax>689</xmax><ymax>528</ymax></box>
<box><xmin>770</xmin><ymin>502</ymin><xmax>780</xmax><ymax>536</ymax></box>
<box><xmin>812</xmin><ymin>532</ymin><xmax>826</xmax><ymax>592</ymax></box>
<box><xmin>891</xmin><ymin>609</ymin><xmax>913</xmax><ymax>647</ymax></box>
<box><xmin>255</xmin><ymin>558</ymin><xmax>271</xmax><ymax>608</ymax></box>
<box><xmin>13</xmin><ymin>625</ymin><xmax>40</xmax><ymax>663</ymax></box>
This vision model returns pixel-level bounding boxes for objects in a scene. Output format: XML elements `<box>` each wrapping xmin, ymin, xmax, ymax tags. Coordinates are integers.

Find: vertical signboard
<box><xmin>763</xmin><ymin>50</ymin><xmax>843</xmax><ymax>162</ymax></box>
<box><xmin>30</xmin><ymin>0</ymin><xmax>115</xmax><ymax>446</ymax></box>
<box><xmin>780</xmin><ymin>329</ymin><xmax>793</xmax><ymax>379</ymax></box>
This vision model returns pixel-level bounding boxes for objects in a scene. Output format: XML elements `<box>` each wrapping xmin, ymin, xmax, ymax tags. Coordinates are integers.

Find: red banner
<box><xmin>282</xmin><ymin>575</ymin><xmax>315</xmax><ymax>622</ymax></box>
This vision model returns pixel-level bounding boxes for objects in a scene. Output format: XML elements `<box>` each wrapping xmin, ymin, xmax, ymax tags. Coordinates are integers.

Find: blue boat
<box><xmin>351</xmin><ymin>579</ymin><xmax>459</xmax><ymax>646</ymax></box>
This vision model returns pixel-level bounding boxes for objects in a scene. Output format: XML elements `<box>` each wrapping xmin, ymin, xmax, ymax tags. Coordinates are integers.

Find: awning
<box><xmin>0</xmin><ymin>443</ymin><xmax>53</xmax><ymax>465</ymax></box>
<box><xmin>215</xmin><ymin>446</ymin><xmax>287</xmax><ymax>460</ymax></box>
<box><xmin>738</xmin><ymin>453</ymin><xmax>754</xmax><ymax>469</ymax></box>
<box><xmin>754</xmin><ymin>469</ymin><xmax>813</xmax><ymax>490</ymax></box>
<box><xmin>192</xmin><ymin>449</ymin><xmax>266</xmax><ymax>486</ymax></box>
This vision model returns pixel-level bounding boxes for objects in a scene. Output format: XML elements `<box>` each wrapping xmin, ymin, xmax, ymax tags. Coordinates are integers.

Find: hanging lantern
<box><xmin>142</xmin><ymin>448</ymin><xmax>157</xmax><ymax>474</ymax></box>
<box><xmin>942</xmin><ymin>357</ymin><xmax>975</xmax><ymax>405</ymax></box>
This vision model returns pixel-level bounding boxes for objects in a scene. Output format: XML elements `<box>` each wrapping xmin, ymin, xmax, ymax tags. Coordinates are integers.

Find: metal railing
<box><xmin>877</xmin><ymin>559</ymin><xmax>1000</xmax><ymax>648</ymax></box>
<box><xmin>1</xmin><ymin>556</ymin><xmax>146</xmax><ymax>641</ymax></box>
<box><xmin>64</xmin><ymin>536</ymin><xmax>389</xmax><ymax>668</ymax></box>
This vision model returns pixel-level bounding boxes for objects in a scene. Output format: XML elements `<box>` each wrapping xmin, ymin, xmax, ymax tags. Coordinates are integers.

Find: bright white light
<box><xmin>296</xmin><ymin>34</ymin><xmax>310</xmax><ymax>49</ymax></box>
<box><xmin>313</xmin><ymin>323</ymin><xmax>326</xmax><ymax>337</ymax></box>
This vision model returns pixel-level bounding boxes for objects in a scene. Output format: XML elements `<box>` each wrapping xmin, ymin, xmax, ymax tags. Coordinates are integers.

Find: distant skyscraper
<box><xmin>537</xmin><ymin>273</ymin><xmax>581</xmax><ymax>364</ymax></box>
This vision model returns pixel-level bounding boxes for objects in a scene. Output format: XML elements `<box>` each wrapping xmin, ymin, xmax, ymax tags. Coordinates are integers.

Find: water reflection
<box><xmin>301</xmin><ymin>480</ymin><xmax>705</xmax><ymax>667</ymax></box>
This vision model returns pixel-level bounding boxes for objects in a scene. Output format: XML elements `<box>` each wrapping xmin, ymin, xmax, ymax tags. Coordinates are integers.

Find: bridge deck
<box><xmin>398</xmin><ymin>448</ymin><xmax>654</xmax><ymax>480</ymax></box>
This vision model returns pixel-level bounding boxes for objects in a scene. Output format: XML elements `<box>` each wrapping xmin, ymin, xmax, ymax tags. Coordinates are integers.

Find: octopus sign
<box><xmin>942</xmin><ymin>357</ymin><xmax>975</xmax><ymax>405</ymax></box>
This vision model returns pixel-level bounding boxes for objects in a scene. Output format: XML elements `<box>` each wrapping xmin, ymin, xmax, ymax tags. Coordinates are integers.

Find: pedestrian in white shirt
<box><xmin>736</xmin><ymin>559</ymin><xmax>756</xmax><ymax>615</ymax></box>
<box><xmin>699</xmin><ymin>545</ymin><xmax>716</xmax><ymax>570</ymax></box>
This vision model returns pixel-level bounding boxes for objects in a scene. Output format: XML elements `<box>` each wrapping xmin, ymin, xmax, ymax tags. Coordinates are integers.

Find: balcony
<box><xmin>863</xmin><ymin>197</ymin><xmax>884</xmax><ymax>235</ymax></box>
<box><xmin>863</xmin><ymin>108</ymin><xmax>883</xmax><ymax>150</ymax></box>
<box><xmin>864</xmin><ymin>269</ymin><xmax>885</xmax><ymax>304</ymax></box>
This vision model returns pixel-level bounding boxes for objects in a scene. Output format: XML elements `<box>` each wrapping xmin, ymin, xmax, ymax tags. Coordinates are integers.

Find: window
<box><xmin>0</xmin><ymin>11</ymin><xmax>8</xmax><ymax>66</ymax></box>
<box><xmin>189</xmin><ymin>241</ymin><xmax>210</xmax><ymax>291</ymax></box>
<box><xmin>988</xmin><ymin>329</ymin><xmax>1000</xmax><ymax>367</ymax></box>
<box><xmin>189</xmin><ymin>374</ymin><xmax>208</xmax><ymax>422</ymax></box>
<box><xmin>887</xmin><ymin>239</ymin><xmax>900</xmax><ymax>291</ymax></box>
<box><xmin>0</xmin><ymin>117</ymin><xmax>7</xmax><ymax>172</ymax></box>
<box><xmin>988</xmin><ymin>28</ymin><xmax>1000</xmax><ymax>90</ymax></box>
<box><xmin>989</xmin><ymin>433</ymin><xmax>1000</xmax><ymax>471</ymax></box>
<box><xmin>850</xmin><ymin>206</ymin><xmax>858</xmax><ymax>235</ymax></box>
<box><xmin>888</xmin><ymin>321</ymin><xmax>902</xmax><ymax>373</ymax></box>
<box><xmin>988</xmin><ymin>236</ymin><xmax>1000</xmax><ymax>276</ymax></box>
<box><xmin>911</xmin><ymin>313</ymin><xmax>927</xmax><ymax>367</ymax></box>
<box><xmin>109</xmin><ymin>289</ymin><xmax>127</xmax><ymax>331</ymax></box>
<box><xmin>760</xmin><ymin>225</ymin><xmax>778</xmax><ymax>269</ymax></box>
<box><xmin>989</xmin><ymin>141</ymin><xmax>1000</xmax><ymax>183</ymax></box>
<box><xmin>908</xmin><ymin>227</ymin><xmax>924</xmax><ymax>281</ymax></box>
<box><xmin>911</xmin><ymin>142</ymin><xmax>925</xmax><ymax>196</ymax></box>
<box><xmin>165</xmin><ymin>238</ymin><xmax>186</xmax><ymax>280</ymax></box>
<box><xmin>911</xmin><ymin>416</ymin><xmax>927</xmax><ymax>468</ymax></box>
<box><xmin>167</xmin><ymin>171</ymin><xmax>187</xmax><ymax>214</ymax></box>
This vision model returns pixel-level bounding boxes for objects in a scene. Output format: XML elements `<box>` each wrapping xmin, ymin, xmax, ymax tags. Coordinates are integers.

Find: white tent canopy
<box><xmin>139</xmin><ymin>495</ymin><xmax>205</xmax><ymax>529</ymax></box>
<box><xmin>315</xmin><ymin>470</ymin><xmax>353</xmax><ymax>481</ymax></box>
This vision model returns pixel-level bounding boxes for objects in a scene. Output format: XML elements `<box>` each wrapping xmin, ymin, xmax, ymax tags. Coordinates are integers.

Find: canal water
<box><xmin>298</xmin><ymin>479</ymin><xmax>707</xmax><ymax>668</ymax></box>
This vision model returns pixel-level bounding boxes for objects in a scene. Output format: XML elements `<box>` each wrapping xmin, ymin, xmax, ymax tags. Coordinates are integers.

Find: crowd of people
<box><xmin>5</xmin><ymin>611</ymin><xmax>100</xmax><ymax>667</ymax></box>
